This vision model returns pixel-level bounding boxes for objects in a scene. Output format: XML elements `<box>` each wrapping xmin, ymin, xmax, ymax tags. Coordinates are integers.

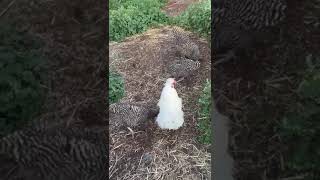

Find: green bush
<box><xmin>171</xmin><ymin>0</ymin><xmax>211</xmax><ymax>38</ymax></box>
<box><xmin>109</xmin><ymin>0</ymin><xmax>123</xmax><ymax>10</ymax></box>
<box><xmin>197</xmin><ymin>79</ymin><xmax>212</xmax><ymax>144</ymax></box>
<box><xmin>109</xmin><ymin>71</ymin><xmax>125</xmax><ymax>104</ymax></box>
<box><xmin>0</xmin><ymin>24</ymin><xmax>47</xmax><ymax>137</ymax></box>
<box><xmin>109</xmin><ymin>0</ymin><xmax>168</xmax><ymax>41</ymax></box>
<box><xmin>279</xmin><ymin>56</ymin><xmax>320</xmax><ymax>178</ymax></box>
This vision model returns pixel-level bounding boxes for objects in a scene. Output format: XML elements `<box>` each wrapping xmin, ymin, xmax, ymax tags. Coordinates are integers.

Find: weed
<box><xmin>197</xmin><ymin>79</ymin><xmax>212</xmax><ymax>144</ymax></box>
<box><xmin>171</xmin><ymin>0</ymin><xmax>211</xmax><ymax>39</ymax></box>
<box><xmin>109</xmin><ymin>0</ymin><xmax>168</xmax><ymax>41</ymax></box>
<box><xmin>109</xmin><ymin>71</ymin><xmax>125</xmax><ymax>104</ymax></box>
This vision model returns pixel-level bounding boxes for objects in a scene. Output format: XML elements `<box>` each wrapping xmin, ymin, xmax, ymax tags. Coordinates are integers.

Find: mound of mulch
<box><xmin>213</xmin><ymin>0</ymin><xmax>320</xmax><ymax>179</ymax></box>
<box><xmin>109</xmin><ymin>26</ymin><xmax>211</xmax><ymax>179</ymax></box>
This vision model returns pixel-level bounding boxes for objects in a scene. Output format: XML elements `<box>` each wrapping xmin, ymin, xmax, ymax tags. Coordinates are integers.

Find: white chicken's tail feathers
<box><xmin>156</xmin><ymin>109</ymin><xmax>184</xmax><ymax>130</ymax></box>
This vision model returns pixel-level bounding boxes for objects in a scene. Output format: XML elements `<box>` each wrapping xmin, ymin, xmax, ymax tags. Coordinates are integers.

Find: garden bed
<box><xmin>109</xmin><ymin>26</ymin><xmax>211</xmax><ymax>179</ymax></box>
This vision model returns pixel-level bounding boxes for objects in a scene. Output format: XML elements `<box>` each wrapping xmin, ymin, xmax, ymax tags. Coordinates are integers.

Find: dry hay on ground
<box><xmin>109</xmin><ymin>26</ymin><xmax>211</xmax><ymax>179</ymax></box>
<box><xmin>110</xmin><ymin>128</ymin><xmax>211</xmax><ymax>180</ymax></box>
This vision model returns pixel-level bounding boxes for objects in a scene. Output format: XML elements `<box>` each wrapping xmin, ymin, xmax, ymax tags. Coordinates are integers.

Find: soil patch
<box><xmin>162</xmin><ymin>0</ymin><xmax>200</xmax><ymax>17</ymax></box>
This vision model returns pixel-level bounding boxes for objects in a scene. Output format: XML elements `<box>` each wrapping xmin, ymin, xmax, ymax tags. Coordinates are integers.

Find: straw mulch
<box><xmin>109</xmin><ymin>26</ymin><xmax>211</xmax><ymax>180</ymax></box>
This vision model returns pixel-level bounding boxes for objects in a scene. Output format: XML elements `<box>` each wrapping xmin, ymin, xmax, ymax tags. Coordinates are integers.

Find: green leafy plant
<box><xmin>109</xmin><ymin>0</ymin><xmax>168</xmax><ymax>41</ymax></box>
<box><xmin>109</xmin><ymin>71</ymin><xmax>125</xmax><ymax>104</ymax></box>
<box><xmin>0</xmin><ymin>24</ymin><xmax>47</xmax><ymax>137</ymax></box>
<box><xmin>279</xmin><ymin>55</ymin><xmax>320</xmax><ymax>178</ymax></box>
<box><xmin>171</xmin><ymin>0</ymin><xmax>211</xmax><ymax>39</ymax></box>
<box><xmin>109</xmin><ymin>0</ymin><xmax>124</xmax><ymax>10</ymax></box>
<box><xmin>197</xmin><ymin>79</ymin><xmax>212</xmax><ymax>144</ymax></box>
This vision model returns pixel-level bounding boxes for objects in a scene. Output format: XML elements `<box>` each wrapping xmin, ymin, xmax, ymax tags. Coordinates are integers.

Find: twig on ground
<box><xmin>0</xmin><ymin>0</ymin><xmax>16</xmax><ymax>18</ymax></box>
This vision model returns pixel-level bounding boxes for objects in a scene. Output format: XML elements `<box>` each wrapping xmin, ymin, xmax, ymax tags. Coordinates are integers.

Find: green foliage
<box><xmin>197</xmin><ymin>79</ymin><xmax>212</xmax><ymax>144</ymax></box>
<box><xmin>109</xmin><ymin>0</ymin><xmax>211</xmax><ymax>41</ymax></box>
<box><xmin>109</xmin><ymin>0</ymin><xmax>123</xmax><ymax>10</ymax></box>
<box><xmin>109</xmin><ymin>71</ymin><xmax>125</xmax><ymax>104</ymax></box>
<box><xmin>0</xmin><ymin>24</ymin><xmax>47</xmax><ymax>137</ymax></box>
<box><xmin>171</xmin><ymin>0</ymin><xmax>211</xmax><ymax>39</ymax></box>
<box><xmin>109</xmin><ymin>0</ymin><xmax>167</xmax><ymax>10</ymax></box>
<box><xmin>109</xmin><ymin>0</ymin><xmax>168</xmax><ymax>41</ymax></box>
<box><xmin>279</xmin><ymin>54</ymin><xmax>320</xmax><ymax>177</ymax></box>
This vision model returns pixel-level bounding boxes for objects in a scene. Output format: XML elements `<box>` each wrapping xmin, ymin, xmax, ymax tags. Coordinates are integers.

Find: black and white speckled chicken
<box><xmin>0</xmin><ymin>125</ymin><xmax>107</xmax><ymax>180</ymax></box>
<box><xmin>171</xmin><ymin>27</ymin><xmax>200</xmax><ymax>61</ymax></box>
<box><xmin>167</xmin><ymin>57</ymin><xmax>201</xmax><ymax>80</ymax></box>
<box><xmin>213</xmin><ymin>0</ymin><xmax>287</xmax><ymax>65</ymax></box>
<box><xmin>109</xmin><ymin>102</ymin><xmax>159</xmax><ymax>129</ymax></box>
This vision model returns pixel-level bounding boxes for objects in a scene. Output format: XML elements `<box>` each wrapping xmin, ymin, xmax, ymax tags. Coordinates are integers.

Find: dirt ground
<box><xmin>109</xmin><ymin>26</ymin><xmax>211</xmax><ymax>179</ymax></box>
<box><xmin>213</xmin><ymin>0</ymin><xmax>320</xmax><ymax>179</ymax></box>
<box><xmin>162</xmin><ymin>0</ymin><xmax>200</xmax><ymax>16</ymax></box>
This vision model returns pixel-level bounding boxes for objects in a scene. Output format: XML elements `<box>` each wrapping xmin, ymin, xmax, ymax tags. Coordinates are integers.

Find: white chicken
<box><xmin>156</xmin><ymin>78</ymin><xmax>184</xmax><ymax>130</ymax></box>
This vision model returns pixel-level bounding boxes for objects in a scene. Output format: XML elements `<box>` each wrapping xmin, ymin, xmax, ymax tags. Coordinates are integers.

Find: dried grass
<box><xmin>109</xmin><ymin>126</ymin><xmax>211</xmax><ymax>180</ymax></box>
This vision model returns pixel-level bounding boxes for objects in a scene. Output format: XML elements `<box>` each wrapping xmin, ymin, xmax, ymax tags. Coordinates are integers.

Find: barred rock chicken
<box><xmin>213</xmin><ymin>0</ymin><xmax>287</xmax><ymax>65</ymax></box>
<box><xmin>167</xmin><ymin>57</ymin><xmax>200</xmax><ymax>80</ymax></box>
<box><xmin>156</xmin><ymin>78</ymin><xmax>184</xmax><ymax>130</ymax></box>
<box><xmin>171</xmin><ymin>27</ymin><xmax>200</xmax><ymax>61</ymax></box>
<box><xmin>0</xmin><ymin>125</ymin><xmax>107</xmax><ymax>180</ymax></box>
<box><xmin>109</xmin><ymin>102</ymin><xmax>159</xmax><ymax>129</ymax></box>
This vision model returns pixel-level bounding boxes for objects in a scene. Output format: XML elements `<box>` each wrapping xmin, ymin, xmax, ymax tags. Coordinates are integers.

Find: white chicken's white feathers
<box><xmin>156</xmin><ymin>78</ymin><xmax>184</xmax><ymax>130</ymax></box>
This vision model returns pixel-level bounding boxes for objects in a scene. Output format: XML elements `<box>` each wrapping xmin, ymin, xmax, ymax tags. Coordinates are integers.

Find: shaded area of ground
<box><xmin>213</xmin><ymin>0</ymin><xmax>320</xmax><ymax>179</ymax></box>
<box><xmin>109</xmin><ymin>26</ymin><xmax>211</xmax><ymax>179</ymax></box>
